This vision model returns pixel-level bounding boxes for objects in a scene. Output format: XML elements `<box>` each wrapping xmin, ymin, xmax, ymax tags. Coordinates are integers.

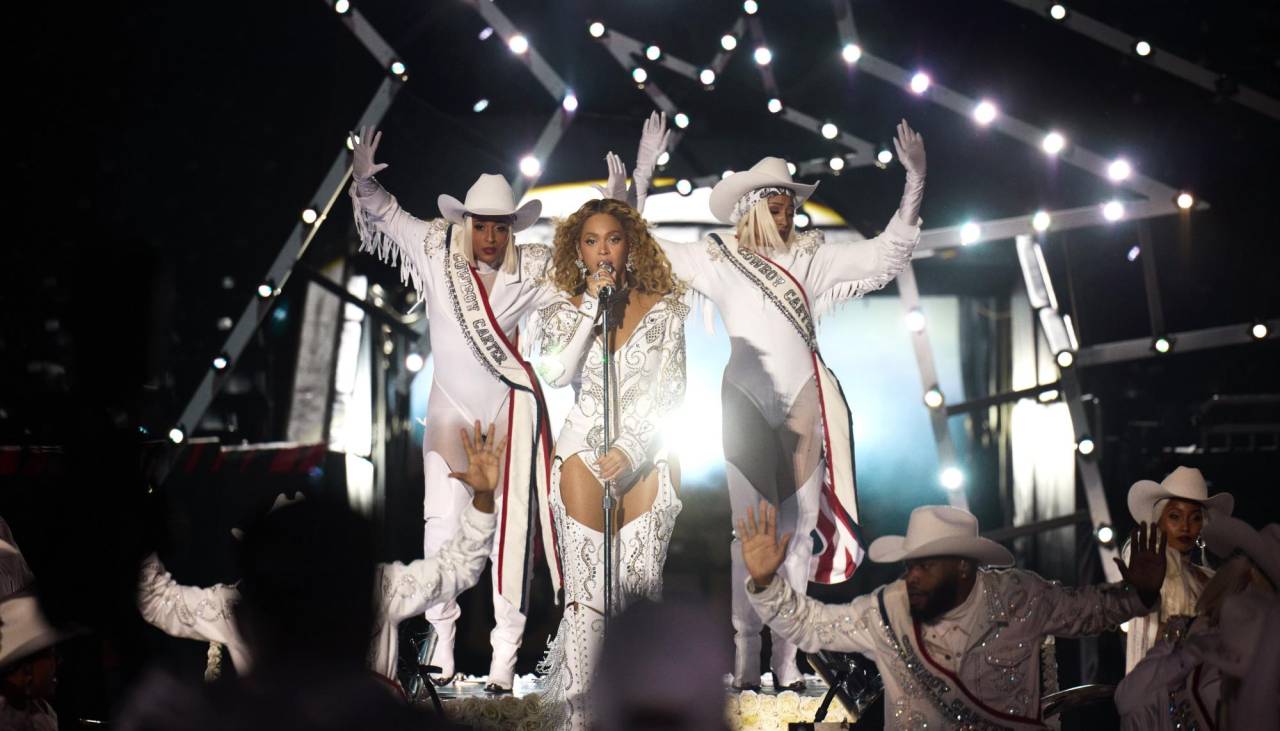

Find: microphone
<box><xmin>597</xmin><ymin>261</ymin><xmax>616</xmax><ymax>300</ymax></box>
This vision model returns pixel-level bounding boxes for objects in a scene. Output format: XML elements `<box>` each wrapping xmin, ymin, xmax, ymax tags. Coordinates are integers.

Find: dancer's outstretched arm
<box><xmin>137</xmin><ymin>554</ymin><xmax>245</xmax><ymax>667</ymax></box>
<box><xmin>348</xmin><ymin>125</ymin><xmax>442</xmax><ymax>299</ymax></box>
<box><xmin>808</xmin><ymin>121</ymin><xmax>926</xmax><ymax>304</ymax></box>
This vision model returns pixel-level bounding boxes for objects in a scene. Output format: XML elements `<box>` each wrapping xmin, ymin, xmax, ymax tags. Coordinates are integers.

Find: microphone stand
<box><xmin>598</xmin><ymin>282</ymin><xmax>616</xmax><ymax>637</ymax></box>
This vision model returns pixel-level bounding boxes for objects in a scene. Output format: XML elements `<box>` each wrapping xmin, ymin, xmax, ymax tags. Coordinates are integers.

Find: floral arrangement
<box><xmin>725</xmin><ymin>690</ymin><xmax>855</xmax><ymax>730</ymax></box>
<box><xmin>443</xmin><ymin>693</ymin><xmax>553</xmax><ymax>730</ymax></box>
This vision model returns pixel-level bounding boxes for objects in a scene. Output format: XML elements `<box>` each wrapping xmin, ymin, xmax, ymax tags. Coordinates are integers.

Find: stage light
<box><xmin>1049</xmin><ymin>4</ymin><xmax>1067</xmax><ymax>21</ymax></box>
<box><xmin>1107</xmin><ymin>158</ymin><xmax>1132</xmax><ymax>181</ymax></box>
<box><xmin>909</xmin><ymin>72</ymin><xmax>931</xmax><ymax>94</ymax></box>
<box><xmin>767</xmin><ymin>98</ymin><xmax>783</xmax><ymax>114</ymax></box>
<box><xmin>478</xmin><ymin>26</ymin><xmax>493</xmax><ymax>41</ymax></box>
<box><xmin>841</xmin><ymin>43</ymin><xmax>862</xmax><ymax>64</ymax></box>
<box><xmin>973</xmin><ymin>99</ymin><xmax>998</xmax><ymax>125</ymax></box>
<box><xmin>212</xmin><ymin>354</ymin><xmax>229</xmax><ymax>371</ymax></box>
<box><xmin>924</xmin><ymin>388</ymin><xmax>945</xmax><ymax>409</ymax></box>
<box><xmin>721</xmin><ymin>34</ymin><xmax>738</xmax><ymax>51</ymax></box>
<box><xmin>221</xmin><ymin>276</ymin><xmax>235</xmax><ymax>290</ymax></box>
<box><xmin>257</xmin><ymin>281</ymin><xmax>276</xmax><ymax>299</ymax></box>
<box><xmin>632</xmin><ymin>67</ymin><xmax>648</xmax><ymax>84</ymax></box>
<box><xmin>1055</xmin><ymin>350</ymin><xmax>1075</xmax><ymax>368</ymax></box>
<box><xmin>519</xmin><ymin>155</ymin><xmax>541</xmax><ymax>178</ymax></box>
<box><xmin>821</xmin><ymin>122</ymin><xmax>838</xmax><ymax>139</ymax></box>
<box><xmin>1252</xmin><ymin>323</ymin><xmax>1270</xmax><ymax>340</ymax></box>
<box><xmin>795</xmin><ymin>212</ymin><xmax>810</xmax><ymax>228</ymax></box>
<box><xmin>1037</xmin><ymin>389</ymin><xmax>1060</xmax><ymax>403</ymax></box>
<box><xmin>959</xmin><ymin>222</ymin><xmax>981</xmax><ymax>245</ymax></box>
<box><xmin>1134</xmin><ymin>40</ymin><xmax>1152</xmax><ymax>57</ymax></box>
<box><xmin>939</xmin><ymin>467</ymin><xmax>965</xmax><ymax>490</ymax></box>
<box><xmin>346</xmin><ymin>132</ymin><xmax>357</xmax><ymax>151</ymax></box>
<box><xmin>754</xmin><ymin>47</ymin><xmax>772</xmax><ymax>66</ymax></box>
<box><xmin>562</xmin><ymin>92</ymin><xmax>578</xmax><ymax>113</ymax></box>
<box><xmin>1077</xmin><ymin>436</ymin><xmax>1096</xmax><ymax>455</ymax></box>
<box><xmin>721</xmin><ymin>170</ymin><xmax>735</xmax><ymax>180</ymax></box>
<box><xmin>1127</xmin><ymin>245</ymin><xmax>1140</xmax><ymax>262</ymax></box>
<box><xmin>301</xmin><ymin>208</ymin><xmax>318</xmax><ymax>225</ymax></box>
<box><xmin>786</xmin><ymin>161</ymin><xmax>797</xmax><ymax>175</ymax></box>
<box><xmin>743</xmin><ymin>0</ymin><xmax>759</xmax><ymax>15</ymax></box>
<box><xmin>1102</xmin><ymin>200</ymin><xmax>1125</xmax><ymax>222</ymax></box>
<box><xmin>588</xmin><ymin>21</ymin><xmax>606</xmax><ymax>38</ymax></box>
<box><xmin>1042</xmin><ymin>131</ymin><xmax>1066</xmax><ymax>155</ymax></box>
<box><xmin>382</xmin><ymin>339</ymin><xmax>394</xmax><ymax>356</ymax></box>
<box><xmin>657</xmin><ymin>151</ymin><xmax>670</xmax><ymax>166</ymax></box>
<box><xmin>508</xmin><ymin>34</ymin><xmax>528</xmax><ymax>55</ymax></box>
<box><xmin>700</xmin><ymin>68</ymin><xmax>716</xmax><ymax>86</ymax></box>
<box><xmin>828</xmin><ymin>156</ymin><xmax>845</xmax><ymax>172</ymax></box>
<box><xmin>676</xmin><ymin>179</ymin><xmax>693</xmax><ymax>196</ymax></box>
<box><xmin>645</xmin><ymin>45</ymin><xmax>661</xmax><ymax>61</ymax></box>
<box><xmin>168</xmin><ymin>427</ymin><xmax>185</xmax><ymax>444</ymax></box>
<box><xmin>876</xmin><ymin>148</ymin><xmax>893</xmax><ymax>165</ymax></box>
<box><xmin>1176</xmin><ymin>192</ymin><xmax>1194</xmax><ymax>209</ymax></box>
<box><xmin>1032</xmin><ymin>210</ymin><xmax>1051</xmax><ymax>232</ymax></box>
<box><xmin>674</xmin><ymin>112</ymin><xmax>690</xmax><ymax>129</ymax></box>
<box><xmin>333</xmin><ymin>0</ymin><xmax>350</xmax><ymax>14</ymax></box>
<box><xmin>905</xmin><ymin>308</ymin><xmax>926</xmax><ymax>333</ymax></box>
<box><xmin>472</xmin><ymin>98</ymin><xmax>489</xmax><ymax>113</ymax></box>
<box><xmin>217</xmin><ymin>316</ymin><xmax>233</xmax><ymax>331</ymax></box>
<box><xmin>405</xmin><ymin>352</ymin><xmax>425</xmax><ymax>373</ymax></box>
<box><xmin>1095</xmin><ymin>524</ymin><xmax>1115</xmax><ymax>546</ymax></box>
<box><xmin>1152</xmin><ymin>336</ymin><xmax>1173</xmax><ymax>354</ymax></box>
<box><xmin>390</xmin><ymin>60</ymin><xmax>406</xmax><ymax>77</ymax></box>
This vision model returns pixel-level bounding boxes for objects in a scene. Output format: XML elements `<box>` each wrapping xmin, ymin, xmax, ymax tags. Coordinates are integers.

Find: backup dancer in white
<box><xmin>630</xmin><ymin>113</ymin><xmax>927</xmax><ymax>689</ymax></box>
<box><xmin>348</xmin><ymin>127</ymin><xmax>561</xmax><ymax>692</ymax></box>
<box><xmin>533</xmin><ymin>198</ymin><xmax>687</xmax><ymax>729</ymax></box>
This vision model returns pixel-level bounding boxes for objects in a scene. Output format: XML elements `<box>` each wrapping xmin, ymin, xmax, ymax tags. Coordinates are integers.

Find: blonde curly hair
<box><xmin>550</xmin><ymin>198</ymin><xmax>681</xmax><ymax>296</ymax></box>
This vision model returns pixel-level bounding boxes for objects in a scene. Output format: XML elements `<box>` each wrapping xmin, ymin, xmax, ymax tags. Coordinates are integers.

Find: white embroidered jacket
<box><xmin>137</xmin><ymin>504</ymin><xmax>496</xmax><ymax>679</ymax></box>
<box><xmin>749</xmin><ymin>568</ymin><xmax>1152</xmax><ymax>729</ymax></box>
<box><xmin>534</xmin><ymin>290</ymin><xmax>688</xmax><ymax>476</ymax></box>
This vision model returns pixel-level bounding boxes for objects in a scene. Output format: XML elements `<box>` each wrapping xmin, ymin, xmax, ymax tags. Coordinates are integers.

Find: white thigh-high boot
<box><xmin>422</xmin><ymin>450</ymin><xmax>475</xmax><ymax>680</ymax></box>
<box><xmin>727</xmin><ymin>461</ymin><xmax>766</xmax><ymax>687</ymax></box>
<box><xmin>486</xmin><ymin>488</ymin><xmax>528</xmax><ymax>689</ymax></box>
<box><xmin>540</xmin><ymin>509</ymin><xmax>605</xmax><ymax>731</ymax></box>
<box><xmin>617</xmin><ymin>461</ymin><xmax>683</xmax><ymax>606</ymax></box>
<box><xmin>769</xmin><ymin>466</ymin><xmax>823</xmax><ymax>688</ymax></box>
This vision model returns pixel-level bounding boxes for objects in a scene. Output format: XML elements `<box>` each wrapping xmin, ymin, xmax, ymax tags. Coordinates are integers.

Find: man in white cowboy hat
<box><xmin>618</xmin><ymin>113</ymin><xmax>927</xmax><ymax>690</ymax></box>
<box><xmin>348</xmin><ymin>126</ymin><xmax>564</xmax><ymax>691</ymax></box>
<box><xmin>0</xmin><ymin>538</ymin><xmax>62</xmax><ymax>730</ymax></box>
<box><xmin>738</xmin><ymin>501</ymin><xmax>1169</xmax><ymax>728</ymax></box>
<box><xmin>1124</xmin><ymin>466</ymin><xmax>1234</xmax><ymax>672</ymax></box>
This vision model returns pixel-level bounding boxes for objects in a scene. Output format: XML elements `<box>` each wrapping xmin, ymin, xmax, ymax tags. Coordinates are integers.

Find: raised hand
<box><xmin>448</xmin><ymin>422</ymin><xmax>507</xmax><ymax>510</ymax></box>
<box><xmin>352</xmin><ymin>125</ymin><xmax>389</xmax><ymax>181</ymax></box>
<box><xmin>736</xmin><ymin>500</ymin><xmax>793</xmax><ymax>588</ymax></box>
<box><xmin>593</xmin><ymin>151</ymin><xmax>629</xmax><ymax>202</ymax></box>
<box><xmin>892</xmin><ymin>119</ymin><xmax>926</xmax><ymax>178</ymax></box>
<box><xmin>1114</xmin><ymin>521</ymin><xmax>1168</xmax><ymax>607</ymax></box>
<box><xmin>635</xmin><ymin>111</ymin><xmax>671</xmax><ymax>177</ymax></box>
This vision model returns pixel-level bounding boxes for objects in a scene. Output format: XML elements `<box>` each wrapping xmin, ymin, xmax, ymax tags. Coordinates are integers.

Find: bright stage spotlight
<box><xmin>389</xmin><ymin>60</ymin><xmax>407</xmax><ymax>77</ymax></box>
<box><xmin>1127</xmin><ymin>245</ymin><xmax>1140</xmax><ymax>262</ymax></box>
<box><xmin>217</xmin><ymin>316</ymin><xmax>233</xmax><ymax>331</ymax></box>
<box><xmin>939</xmin><ymin>467</ymin><xmax>965</xmax><ymax>491</ymax></box>
<box><xmin>1102</xmin><ymin>200</ymin><xmax>1126</xmax><ymax>222</ymax></box>
<box><xmin>674</xmin><ymin>113</ymin><xmax>690</xmax><ymax>129</ymax></box>
<box><xmin>721</xmin><ymin>34</ymin><xmax>738</xmax><ymax>51</ymax></box>
<box><xmin>1041</xmin><ymin>131</ymin><xmax>1066</xmax><ymax>155</ymax></box>
<box><xmin>472</xmin><ymin>98</ymin><xmax>489</xmax><ymax>113</ymax></box>
<box><xmin>829</xmin><ymin>156</ymin><xmax>845</xmax><ymax>172</ymax></box>
<box><xmin>257</xmin><ymin>281</ymin><xmax>277</xmax><ymax>299</ymax></box>
<box><xmin>508</xmin><ymin>34</ymin><xmax>529</xmax><ymax>55</ymax></box>
<box><xmin>168</xmin><ymin>427</ymin><xmax>185</xmax><ymax>444</ymax></box>
<box><xmin>767</xmin><ymin>98</ymin><xmax>783</xmax><ymax>114</ymax></box>
<box><xmin>301</xmin><ymin>208</ymin><xmax>318</xmax><ymax>225</ymax></box>
<box><xmin>959</xmin><ymin>222</ymin><xmax>981</xmax><ymax>246</ymax></box>
<box><xmin>754</xmin><ymin>47</ymin><xmax>772</xmax><ymax>66</ymax></box>
<box><xmin>675</xmin><ymin>179</ymin><xmax>693</xmax><ymax>196</ymax></box>
<box><xmin>478</xmin><ymin>27</ymin><xmax>494</xmax><ymax>41</ymax></box>
<box><xmin>1152</xmin><ymin>336</ymin><xmax>1173</xmax><ymax>354</ymax></box>
<box><xmin>923</xmin><ymin>388</ymin><xmax>945</xmax><ymax>409</ymax></box>
<box><xmin>1032</xmin><ymin>210</ymin><xmax>1051</xmax><ymax>232</ymax></box>
<box><xmin>657</xmin><ymin>151</ymin><xmax>670</xmax><ymax>167</ymax></box>
<box><xmin>645</xmin><ymin>45</ymin><xmax>662</xmax><ymax>61</ymax></box>
<box><xmin>700</xmin><ymin>68</ymin><xmax>716</xmax><ymax>86</ymax></box>
<box><xmin>588</xmin><ymin>21</ymin><xmax>606</xmax><ymax>38</ymax></box>
<box><xmin>1134</xmin><ymin>40</ymin><xmax>1152</xmax><ymax>57</ymax></box>
<box><xmin>794</xmin><ymin>212</ymin><xmax>810</xmax><ymax>228</ymax></box>
<box><xmin>973</xmin><ymin>99</ymin><xmax>998</xmax><ymax>126</ymax></box>
<box><xmin>1055</xmin><ymin>350</ymin><xmax>1075</xmax><ymax>369</ymax></box>
<box><xmin>876</xmin><ymin>148</ymin><xmax>893</xmax><ymax>165</ymax></box>
<box><xmin>333</xmin><ymin>0</ymin><xmax>350</xmax><ymax>14</ymax></box>
<box><xmin>1095</xmin><ymin>524</ymin><xmax>1115</xmax><ymax>546</ymax></box>
<box><xmin>1076</xmin><ymin>437</ymin><xmax>1096</xmax><ymax>456</ymax></box>
<box><xmin>519</xmin><ymin>155</ymin><xmax>541</xmax><ymax>178</ymax></box>
<box><xmin>786</xmin><ymin>161</ymin><xmax>797</xmax><ymax>175</ymax></box>
<box><xmin>821</xmin><ymin>122</ymin><xmax>838</xmax><ymax>139</ymax></box>
<box><xmin>1049</xmin><ymin>4</ymin><xmax>1068</xmax><ymax>21</ymax></box>
<box><xmin>841</xmin><ymin>43</ymin><xmax>862</xmax><ymax>64</ymax></box>
<box><xmin>1107</xmin><ymin>158</ymin><xmax>1132</xmax><ymax>181</ymax></box>
<box><xmin>743</xmin><ymin>0</ymin><xmax>759</xmax><ymax>15</ymax></box>
<box><xmin>1252</xmin><ymin>322</ymin><xmax>1270</xmax><ymax>340</ymax></box>
<box><xmin>905</xmin><ymin>308</ymin><xmax>926</xmax><ymax>333</ymax></box>
<box><xmin>909</xmin><ymin>71</ymin><xmax>931</xmax><ymax>94</ymax></box>
<box><xmin>405</xmin><ymin>352</ymin><xmax>425</xmax><ymax>373</ymax></box>
<box><xmin>1037</xmin><ymin>389</ymin><xmax>1060</xmax><ymax>403</ymax></box>
<box><xmin>1176</xmin><ymin>192</ymin><xmax>1194</xmax><ymax>209</ymax></box>
<box><xmin>562</xmin><ymin>92</ymin><xmax>578</xmax><ymax>112</ymax></box>
<box><xmin>212</xmin><ymin>354</ymin><xmax>229</xmax><ymax>371</ymax></box>
<box><xmin>632</xmin><ymin>67</ymin><xmax>648</xmax><ymax>84</ymax></box>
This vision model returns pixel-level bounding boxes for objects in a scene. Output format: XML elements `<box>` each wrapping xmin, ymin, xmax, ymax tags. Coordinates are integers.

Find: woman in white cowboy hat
<box><xmin>349</xmin><ymin>127</ymin><xmax>562</xmax><ymax>692</ymax></box>
<box><xmin>1123</xmin><ymin>466</ymin><xmax>1235</xmax><ymax>672</ymax></box>
<box><xmin>0</xmin><ymin>539</ymin><xmax>62</xmax><ymax>731</ymax></box>
<box><xmin>621</xmin><ymin>112</ymin><xmax>926</xmax><ymax>691</ymax></box>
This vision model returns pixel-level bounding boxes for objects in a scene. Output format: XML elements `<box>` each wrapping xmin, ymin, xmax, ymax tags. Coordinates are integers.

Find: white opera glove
<box><xmin>352</xmin><ymin>125</ymin><xmax>389</xmax><ymax>186</ymax></box>
<box><xmin>632</xmin><ymin>111</ymin><xmax>670</xmax><ymax>212</ymax></box>
<box><xmin>892</xmin><ymin>119</ymin><xmax>926</xmax><ymax>224</ymax></box>
<box><xmin>592</xmin><ymin>151</ymin><xmax>629</xmax><ymax>202</ymax></box>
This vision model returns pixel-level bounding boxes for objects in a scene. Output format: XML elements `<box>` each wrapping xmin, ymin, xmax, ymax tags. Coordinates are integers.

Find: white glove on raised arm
<box><xmin>593</xmin><ymin>151</ymin><xmax>629</xmax><ymax>202</ymax></box>
<box><xmin>351</xmin><ymin>125</ymin><xmax>389</xmax><ymax>193</ymax></box>
<box><xmin>632</xmin><ymin>111</ymin><xmax>670</xmax><ymax>213</ymax></box>
<box><xmin>892</xmin><ymin>119</ymin><xmax>926</xmax><ymax>225</ymax></box>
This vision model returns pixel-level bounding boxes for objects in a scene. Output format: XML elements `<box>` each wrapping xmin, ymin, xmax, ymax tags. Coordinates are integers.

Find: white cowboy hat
<box><xmin>1126</xmin><ymin>466</ymin><xmax>1233</xmax><ymax>524</ymax></box>
<box><xmin>0</xmin><ymin>595</ymin><xmax>62</xmax><ymax>670</ymax></box>
<box><xmin>437</xmin><ymin>174</ymin><xmax>541</xmax><ymax>232</ymax></box>
<box><xmin>708</xmin><ymin>157</ymin><xmax>819</xmax><ymax>224</ymax></box>
<box><xmin>1202</xmin><ymin>516</ymin><xmax>1280</xmax><ymax>587</ymax></box>
<box><xmin>868</xmin><ymin>506</ymin><xmax>1014</xmax><ymax>567</ymax></box>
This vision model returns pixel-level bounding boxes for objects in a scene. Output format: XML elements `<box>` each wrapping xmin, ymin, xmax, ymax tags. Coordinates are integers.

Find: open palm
<box><xmin>448</xmin><ymin>421</ymin><xmax>506</xmax><ymax>494</ymax></box>
<box><xmin>737</xmin><ymin>500</ymin><xmax>793</xmax><ymax>587</ymax></box>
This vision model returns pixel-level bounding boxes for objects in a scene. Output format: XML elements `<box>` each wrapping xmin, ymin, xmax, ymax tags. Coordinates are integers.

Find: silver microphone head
<box><xmin>598</xmin><ymin>261</ymin><xmax>615</xmax><ymax>275</ymax></box>
<box><xmin>597</xmin><ymin>261</ymin><xmax>616</xmax><ymax>298</ymax></box>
